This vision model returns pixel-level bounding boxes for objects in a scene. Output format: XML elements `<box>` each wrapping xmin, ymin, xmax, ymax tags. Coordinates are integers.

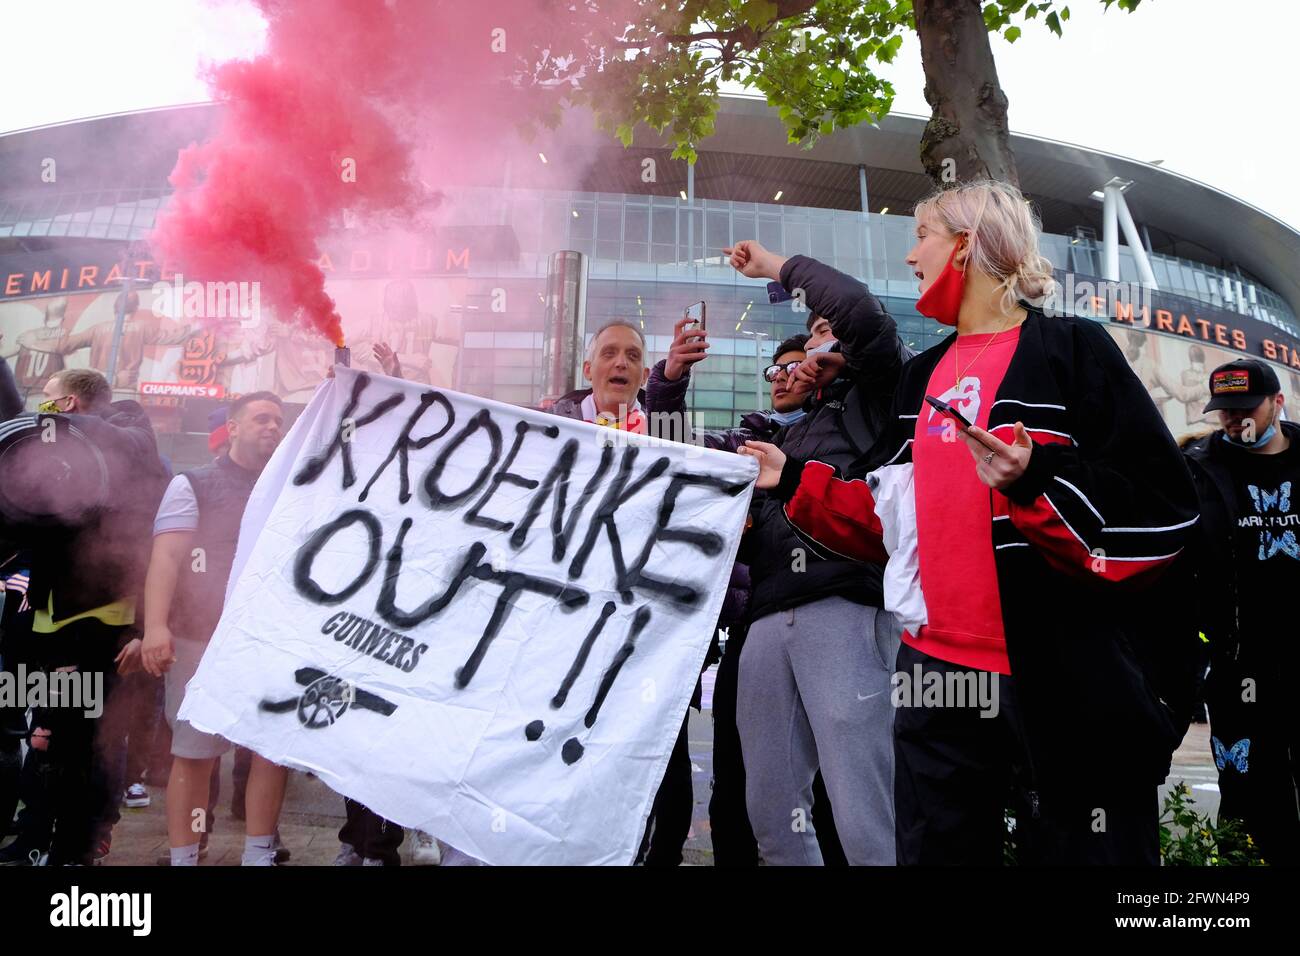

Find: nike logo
<box><xmin>856</xmin><ymin>690</ymin><xmax>884</xmax><ymax>701</ymax></box>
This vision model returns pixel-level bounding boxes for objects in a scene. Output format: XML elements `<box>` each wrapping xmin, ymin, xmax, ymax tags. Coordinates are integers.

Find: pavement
<box><xmin>10</xmin><ymin>666</ymin><xmax>1223</xmax><ymax>866</ymax></box>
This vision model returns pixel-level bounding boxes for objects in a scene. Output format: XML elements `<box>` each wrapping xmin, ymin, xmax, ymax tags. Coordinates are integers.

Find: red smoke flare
<box><xmin>151</xmin><ymin>0</ymin><xmax>573</xmax><ymax>346</ymax></box>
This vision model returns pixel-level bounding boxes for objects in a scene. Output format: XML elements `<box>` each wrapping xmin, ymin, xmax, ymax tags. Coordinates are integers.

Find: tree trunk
<box><xmin>913</xmin><ymin>0</ymin><xmax>1019</xmax><ymax>187</ymax></box>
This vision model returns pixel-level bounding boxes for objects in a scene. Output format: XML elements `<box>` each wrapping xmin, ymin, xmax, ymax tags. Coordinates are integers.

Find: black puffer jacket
<box><xmin>645</xmin><ymin>255</ymin><xmax>909</xmax><ymax>621</ymax></box>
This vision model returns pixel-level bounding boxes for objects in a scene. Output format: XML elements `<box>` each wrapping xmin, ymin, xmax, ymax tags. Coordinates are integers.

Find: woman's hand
<box><xmin>738</xmin><ymin>440</ymin><xmax>787</xmax><ymax>489</ymax></box>
<box><xmin>959</xmin><ymin>422</ymin><xmax>1033</xmax><ymax>490</ymax></box>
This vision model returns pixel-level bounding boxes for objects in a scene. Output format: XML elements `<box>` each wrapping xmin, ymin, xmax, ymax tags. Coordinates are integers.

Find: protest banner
<box><xmin>179</xmin><ymin>366</ymin><xmax>756</xmax><ymax>865</ymax></box>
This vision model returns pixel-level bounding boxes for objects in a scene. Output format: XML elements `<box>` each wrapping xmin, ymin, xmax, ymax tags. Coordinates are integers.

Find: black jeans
<box><xmin>339</xmin><ymin>799</ymin><xmax>404</xmax><ymax>864</ymax></box>
<box><xmin>118</xmin><ymin>670</ymin><xmax>166</xmax><ymax>786</ymax></box>
<box><xmin>95</xmin><ymin>668</ymin><xmax>155</xmax><ymax>837</ymax></box>
<box><xmin>708</xmin><ymin>627</ymin><xmax>758</xmax><ymax>866</ymax></box>
<box><xmin>637</xmin><ymin>713</ymin><xmax>695</xmax><ymax>866</ymax></box>
<box><xmin>35</xmin><ymin>619</ymin><xmax>124</xmax><ymax>864</ymax></box>
<box><xmin>5</xmin><ymin>744</ymin><xmax>55</xmax><ymax>855</ymax></box>
<box><xmin>0</xmin><ymin>702</ymin><xmax>25</xmax><ymax>837</ymax></box>
<box><xmin>894</xmin><ymin>641</ymin><xmax>1159</xmax><ymax>866</ymax></box>
<box><xmin>47</xmin><ymin>678</ymin><xmax>120</xmax><ymax>864</ymax></box>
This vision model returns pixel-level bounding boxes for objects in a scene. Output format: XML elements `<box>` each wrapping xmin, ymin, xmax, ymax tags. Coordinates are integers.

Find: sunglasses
<box><xmin>762</xmin><ymin>361</ymin><xmax>802</xmax><ymax>383</ymax></box>
<box><xmin>37</xmin><ymin>395</ymin><xmax>73</xmax><ymax>413</ymax></box>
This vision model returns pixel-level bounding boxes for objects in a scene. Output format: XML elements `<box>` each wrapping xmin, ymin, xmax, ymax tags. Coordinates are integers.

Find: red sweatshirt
<box><xmin>906</xmin><ymin>328</ymin><xmax>1020</xmax><ymax>673</ymax></box>
<box><xmin>776</xmin><ymin>323</ymin><xmax>1185</xmax><ymax>676</ymax></box>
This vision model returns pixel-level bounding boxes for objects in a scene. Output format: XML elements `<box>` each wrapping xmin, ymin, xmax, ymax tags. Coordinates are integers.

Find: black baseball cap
<box><xmin>1203</xmin><ymin>358</ymin><xmax>1282</xmax><ymax>413</ymax></box>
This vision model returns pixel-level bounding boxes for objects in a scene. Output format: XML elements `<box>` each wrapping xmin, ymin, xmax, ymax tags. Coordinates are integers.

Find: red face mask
<box><xmin>915</xmin><ymin>240</ymin><xmax>967</xmax><ymax>327</ymax></box>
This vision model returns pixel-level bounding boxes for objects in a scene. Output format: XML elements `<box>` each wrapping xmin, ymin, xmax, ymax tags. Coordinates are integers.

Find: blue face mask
<box><xmin>1222</xmin><ymin>422</ymin><xmax>1277</xmax><ymax>449</ymax></box>
<box><xmin>770</xmin><ymin>408</ymin><xmax>807</xmax><ymax>427</ymax></box>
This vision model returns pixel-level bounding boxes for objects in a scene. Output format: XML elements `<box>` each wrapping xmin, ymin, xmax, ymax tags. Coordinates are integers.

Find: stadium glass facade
<box><xmin>440</xmin><ymin>184</ymin><xmax>1300</xmax><ymax>428</ymax></box>
<box><xmin>3</xmin><ymin>104</ymin><xmax>1300</xmax><ymax>463</ymax></box>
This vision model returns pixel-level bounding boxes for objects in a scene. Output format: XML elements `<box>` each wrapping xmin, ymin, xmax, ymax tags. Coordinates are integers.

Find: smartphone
<box><xmin>924</xmin><ymin>395</ymin><xmax>997</xmax><ymax>452</ymax></box>
<box><xmin>683</xmin><ymin>301</ymin><xmax>706</xmax><ymax>333</ymax></box>
<box><xmin>766</xmin><ymin>281</ymin><xmax>793</xmax><ymax>304</ymax></box>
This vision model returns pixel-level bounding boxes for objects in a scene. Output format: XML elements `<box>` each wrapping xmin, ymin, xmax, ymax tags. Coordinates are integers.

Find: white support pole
<box><xmin>859</xmin><ymin>165</ymin><xmax>873</xmax><ymax>266</ymax></box>
<box><xmin>1114</xmin><ymin>193</ymin><xmax>1159</xmax><ymax>289</ymax></box>
<box><xmin>686</xmin><ymin>162</ymin><xmax>695</xmax><ymax>266</ymax></box>
<box><xmin>1102</xmin><ymin>185</ymin><xmax>1120</xmax><ymax>282</ymax></box>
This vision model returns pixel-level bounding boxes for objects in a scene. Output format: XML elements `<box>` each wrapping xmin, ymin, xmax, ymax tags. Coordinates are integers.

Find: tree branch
<box><xmin>613</xmin><ymin>0</ymin><xmax>820</xmax><ymax>51</ymax></box>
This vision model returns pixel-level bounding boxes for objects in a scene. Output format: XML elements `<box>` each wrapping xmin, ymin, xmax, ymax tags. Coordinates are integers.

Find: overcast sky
<box><xmin>0</xmin><ymin>0</ymin><xmax>1291</xmax><ymax>227</ymax></box>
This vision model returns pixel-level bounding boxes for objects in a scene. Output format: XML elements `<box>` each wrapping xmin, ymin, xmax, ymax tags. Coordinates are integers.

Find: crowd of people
<box><xmin>0</xmin><ymin>178</ymin><xmax>1296</xmax><ymax>866</ymax></box>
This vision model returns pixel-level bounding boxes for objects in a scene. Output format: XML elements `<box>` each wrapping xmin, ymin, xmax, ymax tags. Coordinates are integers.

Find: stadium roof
<box><xmin>2</xmin><ymin>96</ymin><xmax>1296</xmax><ymax>315</ymax></box>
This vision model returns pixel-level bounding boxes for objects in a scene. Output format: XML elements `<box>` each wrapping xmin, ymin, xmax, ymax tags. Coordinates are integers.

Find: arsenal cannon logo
<box><xmin>259</xmin><ymin>667</ymin><xmax>397</xmax><ymax>729</ymax></box>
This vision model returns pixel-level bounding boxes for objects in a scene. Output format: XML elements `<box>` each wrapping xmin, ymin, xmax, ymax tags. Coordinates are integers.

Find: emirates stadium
<box><xmin>2</xmin><ymin>95</ymin><xmax>1298</xmax><ymax>469</ymax></box>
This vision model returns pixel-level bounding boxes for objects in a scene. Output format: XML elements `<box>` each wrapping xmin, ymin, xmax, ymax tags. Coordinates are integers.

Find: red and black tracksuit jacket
<box><xmin>771</xmin><ymin>306</ymin><xmax>1204</xmax><ymax>789</ymax></box>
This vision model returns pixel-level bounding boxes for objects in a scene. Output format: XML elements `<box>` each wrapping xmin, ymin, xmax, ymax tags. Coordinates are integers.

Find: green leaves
<box><xmin>1159</xmin><ymin>782</ymin><xmax>1267</xmax><ymax>867</ymax></box>
<box><xmin>984</xmin><ymin>0</ymin><xmax>1127</xmax><ymax>43</ymax></box>
<box><xmin>511</xmin><ymin>0</ymin><xmax>1143</xmax><ymax>163</ymax></box>
<box><xmin>739</xmin><ymin>0</ymin><xmax>780</xmax><ymax>30</ymax></box>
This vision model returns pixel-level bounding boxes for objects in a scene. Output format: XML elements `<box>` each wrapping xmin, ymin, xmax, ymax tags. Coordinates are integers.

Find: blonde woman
<box><xmin>742</xmin><ymin>180</ymin><xmax>1201</xmax><ymax>865</ymax></box>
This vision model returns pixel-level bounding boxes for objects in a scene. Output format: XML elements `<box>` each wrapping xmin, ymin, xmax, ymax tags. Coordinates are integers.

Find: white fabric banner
<box><xmin>179</xmin><ymin>367</ymin><xmax>755</xmax><ymax>865</ymax></box>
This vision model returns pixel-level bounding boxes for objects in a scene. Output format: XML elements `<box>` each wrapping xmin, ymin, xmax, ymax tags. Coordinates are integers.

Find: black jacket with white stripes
<box><xmin>775</xmin><ymin>305</ymin><xmax>1204</xmax><ymax>789</ymax></box>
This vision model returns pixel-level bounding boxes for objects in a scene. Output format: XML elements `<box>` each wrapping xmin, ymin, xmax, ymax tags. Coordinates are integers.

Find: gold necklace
<box><xmin>953</xmin><ymin>314</ymin><xmax>1021</xmax><ymax>389</ymax></box>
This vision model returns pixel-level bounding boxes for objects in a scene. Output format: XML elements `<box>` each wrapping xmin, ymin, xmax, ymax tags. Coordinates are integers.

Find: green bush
<box><xmin>1002</xmin><ymin>782</ymin><xmax>1266</xmax><ymax>865</ymax></box>
<box><xmin>1159</xmin><ymin>781</ymin><xmax>1266</xmax><ymax>866</ymax></box>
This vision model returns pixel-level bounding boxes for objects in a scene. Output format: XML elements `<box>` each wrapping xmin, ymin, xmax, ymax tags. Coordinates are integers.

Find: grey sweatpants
<box><xmin>736</xmin><ymin>595</ymin><xmax>901</xmax><ymax>865</ymax></box>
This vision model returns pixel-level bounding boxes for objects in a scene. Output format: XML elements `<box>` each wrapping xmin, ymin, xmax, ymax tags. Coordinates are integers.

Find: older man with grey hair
<box><xmin>544</xmin><ymin>318</ymin><xmax>698</xmax><ymax>864</ymax></box>
<box><xmin>548</xmin><ymin>320</ymin><xmax>651</xmax><ymax>431</ymax></box>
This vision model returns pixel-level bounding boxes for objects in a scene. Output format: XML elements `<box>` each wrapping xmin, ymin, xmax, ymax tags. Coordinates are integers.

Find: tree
<box><xmin>521</xmin><ymin>0</ymin><xmax>1143</xmax><ymax>186</ymax></box>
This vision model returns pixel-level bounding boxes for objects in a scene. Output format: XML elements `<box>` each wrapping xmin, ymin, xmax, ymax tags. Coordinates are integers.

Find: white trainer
<box><xmin>410</xmin><ymin>830</ymin><xmax>442</xmax><ymax>866</ymax></box>
<box><xmin>333</xmin><ymin>842</ymin><xmax>362</xmax><ymax>866</ymax></box>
